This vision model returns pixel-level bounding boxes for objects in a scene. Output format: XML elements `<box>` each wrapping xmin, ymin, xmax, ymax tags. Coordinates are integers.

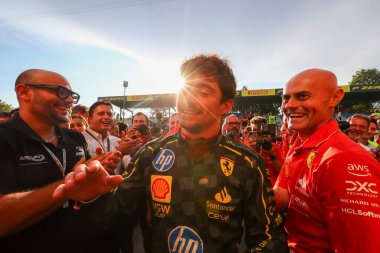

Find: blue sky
<box><xmin>1</xmin><ymin>0</ymin><xmax>380</xmax><ymax>109</ymax></box>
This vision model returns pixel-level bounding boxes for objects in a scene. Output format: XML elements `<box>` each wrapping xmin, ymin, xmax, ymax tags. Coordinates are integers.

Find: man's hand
<box><xmin>52</xmin><ymin>159</ymin><xmax>123</xmax><ymax>201</ymax></box>
<box><xmin>118</xmin><ymin>131</ymin><xmax>143</xmax><ymax>155</ymax></box>
<box><xmin>126</xmin><ymin>128</ymin><xmax>137</xmax><ymax>138</ymax></box>
<box><xmin>89</xmin><ymin>147</ymin><xmax>122</xmax><ymax>174</ymax></box>
<box><xmin>246</xmin><ymin>137</ymin><xmax>257</xmax><ymax>150</ymax></box>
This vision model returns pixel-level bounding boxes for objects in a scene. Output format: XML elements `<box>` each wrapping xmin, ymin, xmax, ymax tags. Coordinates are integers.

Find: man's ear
<box><xmin>15</xmin><ymin>84</ymin><xmax>32</xmax><ymax>102</ymax></box>
<box><xmin>330</xmin><ymin>88</ymin><xmax>344</xmax><ymax>107</ymax></box>
<box><xmin>221</xmin><ymin>99</ymin><xmax>233</xmax><ymax>115</ymax></box>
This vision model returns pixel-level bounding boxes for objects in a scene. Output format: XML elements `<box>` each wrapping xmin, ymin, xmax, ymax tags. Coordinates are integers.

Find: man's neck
<box><xmin>19</xmin><ymin>110</ymin><xmax>55</xmax><ymax>140</ymax></box>
<box><xmin>180</xmin><ymin>128</ymin><xmax>219</xmax><ymax>140</ymax></box>
<box><xmin>89</xmin><ymin>127</ymin><xmax>108</xmax><ymax>140</ymax></box>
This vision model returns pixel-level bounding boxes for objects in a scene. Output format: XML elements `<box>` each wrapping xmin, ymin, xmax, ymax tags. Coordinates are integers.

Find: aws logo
<box><xmin>347</xmin><ymin>164</ymin><xmax>371</xmax><ymax>177</ymax></box>
<box><xmin>215</xmin><ymin>187</ymin><xmax>231</xmax><ymax>204</ymax></box>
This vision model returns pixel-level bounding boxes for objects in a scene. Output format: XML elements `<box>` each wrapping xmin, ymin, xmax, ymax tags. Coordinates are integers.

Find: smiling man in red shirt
<box><xmin>274</xmin><ymin>69</ymin><xmax>380</xmax><ymax>253</ymax></box>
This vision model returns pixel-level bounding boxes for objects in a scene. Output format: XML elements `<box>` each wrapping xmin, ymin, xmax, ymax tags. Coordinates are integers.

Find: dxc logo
<box><xmin>152</xmin><ymin>149</ymin><xmax>175</xmax><ymax>172</ymax></box>
<box><xmin>345</xmin><ymin>181</ymin><xmax>378</xmax><ymax>194</ymax></box>
<box><xmin>168</xmin><ymin>226</ymin><xmax>203</xmax><ymax>253</ymax></box>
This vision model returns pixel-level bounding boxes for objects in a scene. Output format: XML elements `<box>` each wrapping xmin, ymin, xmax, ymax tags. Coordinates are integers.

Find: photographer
<box><xmin>126</xmin><ymin>112</ymin><xmax>152</xmax><ymax>145</ymax></box>
<box><xmin>244</xmin><ymin>116</ymin><xmax>283</xmax><ymax>186</ymax></box>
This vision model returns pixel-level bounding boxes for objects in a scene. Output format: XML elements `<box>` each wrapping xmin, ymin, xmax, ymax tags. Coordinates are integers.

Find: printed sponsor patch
<box><xmin>75</xmin><ymin>146</ymin><xmax>85</xmax><ymax>157</ymax></box>
<box><xmin>19</xmin><ymin>154</ymin><xmax>45</xmax><ymax>162</ymax></box>
<box><xmin>220</xmin><ymin>157</ymin><xmax>234</xmax><ymax>176</ymax></box>
<box><xmin>151</xmin><ymin>175</ymin><xmax>172</xmax><ymax>203</ymax></box>
<box><xmin>152</xmin><ymin>149</ymin><xmax>175</xmax><ymax>172</ymax></box>
<box><xmin>345</xmin><ymin>181</ymin><xmax>378</xmax><ymax>194</ymax></box>
<box><xmin>214</xmin><ymin>187</ymin><xmax>231</xmax><ymax>204</ymax></box>
<box><xmin>347</xmin><ymin>163</ymin><xmax>371</xmax><ymax>177</ymax></box>
<box><xmin>168</xmin><ymin>226</ymin><xmax>203</xmax><ymax>253</ymax></box>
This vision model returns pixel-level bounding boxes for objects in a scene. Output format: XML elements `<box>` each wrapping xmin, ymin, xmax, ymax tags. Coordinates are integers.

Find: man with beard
<box><xmin>53</xmin><ymin>54</ymin><xmax>287</xmax><ymax>253</ymax></box>
<box><xmin>0</xmin><ymin>69</ymin><xmax>122</xmax><ymax>252</ymax></box>
<box><xmin>274</xmin><ymin>69</ymin><xmax>380</xmax><ymax>252</ymax></box>
<box><xmin>223</xmin><ymin>114</ymin><xmax>242</xmax><ymax>142</ymax></box>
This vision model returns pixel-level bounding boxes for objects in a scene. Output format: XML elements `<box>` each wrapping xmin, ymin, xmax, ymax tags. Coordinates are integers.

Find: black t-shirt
<box><xmin>0</xmin><ymin>114</ymin><xmax>118</xmax><ymax>253</ymax></box>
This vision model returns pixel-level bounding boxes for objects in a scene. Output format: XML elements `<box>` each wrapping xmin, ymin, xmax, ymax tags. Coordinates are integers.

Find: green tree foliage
<box><xmin>350</xmin><ymin>68</ymin><xmax>380</xmax><ymax>85</ymax></box>
<box><xmin>241</xmin><ymin>85</ymin><xmax>249</xmax><ymax>90</ymax></box>
<box><xmin>0</xmin><ymin>99</ymin><xmax>13</xmax><ymax>112</ymax></box>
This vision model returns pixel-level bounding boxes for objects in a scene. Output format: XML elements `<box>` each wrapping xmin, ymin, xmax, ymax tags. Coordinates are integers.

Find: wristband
<box><xmin>73</xmin><ymin>195</ymin><xmax>100</xmax><ymax>210</ymax></box>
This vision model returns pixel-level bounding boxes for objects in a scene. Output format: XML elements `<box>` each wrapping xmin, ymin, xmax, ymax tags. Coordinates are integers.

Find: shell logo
<box><xmin>151</xmin><ymin>175</ymin><xmax>172</xmax><ymax>203</ymax></box>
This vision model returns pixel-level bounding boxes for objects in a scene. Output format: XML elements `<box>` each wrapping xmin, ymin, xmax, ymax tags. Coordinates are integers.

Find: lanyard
<box><xmin>42</xmin><ymin>144</ymin><xmax>66</xmax><ymax>177</ymax></box>
<box><xmin>85</xmin><ymin>130</ymin><xmax>110</xmax><ymax>152</ymax></box>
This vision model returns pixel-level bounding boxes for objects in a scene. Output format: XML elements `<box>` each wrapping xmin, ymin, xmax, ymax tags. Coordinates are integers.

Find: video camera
<box><xmin>255</xmin><ymin>124</ymin><xmax>277</xmax><ymax>151</ymax></box>
<box><xmin>132</xmin><ymin>124</ymin><xmax>150</xmax><ymax>140</ymax></box>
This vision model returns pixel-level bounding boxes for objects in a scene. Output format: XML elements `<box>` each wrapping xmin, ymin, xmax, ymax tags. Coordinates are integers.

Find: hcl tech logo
<box><xmin>168</xmin><ymin>226</ymin><xmax>203</xmax><ymax>253</ymax></box>
<box><xmin>152</xmin><ymin>149</ymin><xmax>175</xmax><ymax>172</ymax></box>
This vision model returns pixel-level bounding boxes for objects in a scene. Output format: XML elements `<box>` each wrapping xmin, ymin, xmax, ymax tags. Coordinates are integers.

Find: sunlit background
<box><xmin>1</xmin><ymin>0</ymin><xmax>379</xmax><ymax>112</ymax></box>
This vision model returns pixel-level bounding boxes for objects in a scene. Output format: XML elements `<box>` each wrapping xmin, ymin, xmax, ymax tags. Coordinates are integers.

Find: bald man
<box><xmin>274</xmin><ymin>69</ymin><xmax>380</xmax><ymax>252</ymax></box>
<box><xmin>0</xmin><ymin>69</ymin><xmax>122</xmax><ymax>252</ymax></box>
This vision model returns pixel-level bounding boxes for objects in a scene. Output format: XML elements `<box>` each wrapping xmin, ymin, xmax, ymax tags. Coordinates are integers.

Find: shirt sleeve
<box><xmin>0</xmin><ymin>128</ymin><xmax>17</xmax><ymax>194</ymax></box>
<box><xmin>316</xmin><ymin>149</ymin><xmax>380</xmax><ymax>252</ymax></box>
<box><xmin>275</xmin><ymin>163</ymin><xmax>288</xmax><ymax>190</ymax></box>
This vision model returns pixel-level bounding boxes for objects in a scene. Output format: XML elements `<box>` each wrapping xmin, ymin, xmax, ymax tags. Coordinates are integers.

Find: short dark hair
<box><xmin>369</xmin><ymin>118</ymin><xmax>377</xmax><ymax>127</ymax></box>
<box><xmin>117</xmin><ymin>122</ymin><xmax>128</xmax><ymax>132</ymax></box>
<box><xmin>72</xmin><ymin>104</ymin><xmax>89</xmax><ymax>115</ymax></box>
<box><xmin>89</xmin><ymin>100</ymin><xmax>113</xmax><ymax>117</ymax></box>
<box><xmin>350</xmin><ymin>114</ymin><xmax>370</xmax><ymax>129</ymax></box>
<box><xmin>132</xmin><ymin>112</ymin><xmax>150</xmax><ymax>127</ymax></box>
<box><xmin>180</xmin><ymin>54</ymin><xmax>236</xmax><ymax>103</ymax></box>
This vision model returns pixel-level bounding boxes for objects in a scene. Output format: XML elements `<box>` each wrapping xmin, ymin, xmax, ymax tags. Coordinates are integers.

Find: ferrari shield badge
<box><xmin>220</xmin><ymin>157</ymin><xmax>234</xmax><ymax>177</ymax></box>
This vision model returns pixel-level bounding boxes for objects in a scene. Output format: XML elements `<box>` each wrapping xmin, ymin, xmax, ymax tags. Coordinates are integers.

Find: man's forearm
<box><xmin>0</xmin><ymin>181</ymin><xmax>67</xmax><ymax>238</ymax></box>
<box><xmin>273</xmin><ymin>185</ymin><xmax>289</xmax><ymax>210</ymax></box>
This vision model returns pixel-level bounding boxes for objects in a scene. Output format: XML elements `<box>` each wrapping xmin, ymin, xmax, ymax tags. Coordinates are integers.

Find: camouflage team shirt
<box><xmin>86</xmin><ymin>131</ymin><xmax>287</xmax><ymax>253</ymax></box>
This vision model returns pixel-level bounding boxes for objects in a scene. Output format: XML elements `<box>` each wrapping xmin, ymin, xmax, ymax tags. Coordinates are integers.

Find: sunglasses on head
<box><xmin>25</xmin><ymin>83</ymin><xmax>80</xmax><ymax>104</ymax></box>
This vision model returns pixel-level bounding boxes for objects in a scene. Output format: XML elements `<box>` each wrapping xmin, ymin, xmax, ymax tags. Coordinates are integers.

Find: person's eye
<box><xmin>297</xmin><ymin>93</ymin><xmax>309</xmax><ymax>100</ymax></box>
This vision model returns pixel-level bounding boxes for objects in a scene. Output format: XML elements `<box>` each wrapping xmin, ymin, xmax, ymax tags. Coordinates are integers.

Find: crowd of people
<box><xmin>0</xmin><ymin>54</ymin><xmax>379</xmax><ymax>253</ymax></box>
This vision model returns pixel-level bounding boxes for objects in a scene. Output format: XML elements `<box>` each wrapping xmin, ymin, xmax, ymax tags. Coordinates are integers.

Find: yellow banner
<box><xmin>127</xmin><ymin>95</ymin><xmax>154</xmax><ymax>101</ymax></box>
<box><xmin>341</xmin><ymin>85</ymin><xmax>350</xmax><ymax>93</ymax></box>
<box><xmin>242</xmin><ymin>89</ymin><xmax>276</xmax><ymax>96</ymax></box>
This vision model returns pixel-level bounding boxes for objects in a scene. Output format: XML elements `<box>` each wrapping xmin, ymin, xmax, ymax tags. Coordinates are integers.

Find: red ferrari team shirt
<box><xmin>276</xmin><ymin>120</ymin><xmax>380</xmax><ymax>253</ymax></box>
